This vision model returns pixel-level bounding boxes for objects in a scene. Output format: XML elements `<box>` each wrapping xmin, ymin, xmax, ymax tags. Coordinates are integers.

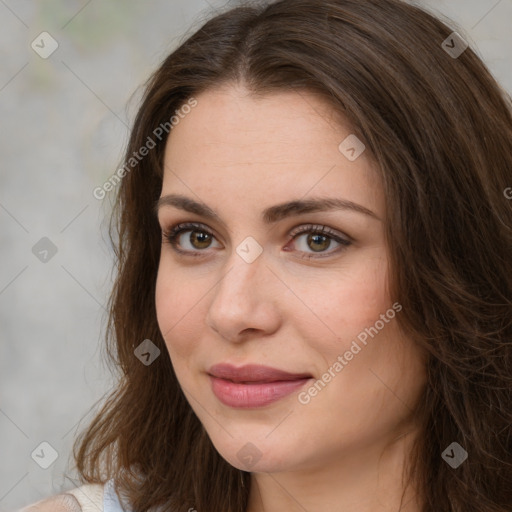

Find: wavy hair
<box><xmin>71</xmin><ymin>0</ymin><xmax>512</xmax><ymax>510</ymax></box>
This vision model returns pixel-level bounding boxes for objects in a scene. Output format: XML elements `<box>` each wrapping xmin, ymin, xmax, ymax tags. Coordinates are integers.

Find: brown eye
<box><xmin>287</xmin><ymin>224</ymin><xmax>352</xmax><ymax>259</ymax></box>
<box><xmin>162</xmin><ymin>222</ymin><xmax>220</xmax><ymax>256</ymax></box>
<box><xmin>187</xmin><ymin>230</ymin><xmax>213</xmax><ymax>249</ymax></box>
<box><xmin>305</xmin><ymin>233</ymin><xmax>332</xmax><ymax>252</ymax></box>
<box><xmin>163</xmin><ymin>222</ymin><xmax>351</xmax><ymax>259</ymax></box>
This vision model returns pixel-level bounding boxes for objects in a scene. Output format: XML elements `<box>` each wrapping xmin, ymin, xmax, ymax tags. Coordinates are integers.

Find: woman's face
<box><xmin>155</xmin><ymin>83</ymin><xmax>426</xmax><ymax>474</ymax></box>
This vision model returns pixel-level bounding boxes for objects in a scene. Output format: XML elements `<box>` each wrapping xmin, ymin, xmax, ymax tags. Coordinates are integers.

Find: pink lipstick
<box><xmin>208</xmin><ymin>363</ymin><xmax>312</xmax><ymax>408</ymax></box>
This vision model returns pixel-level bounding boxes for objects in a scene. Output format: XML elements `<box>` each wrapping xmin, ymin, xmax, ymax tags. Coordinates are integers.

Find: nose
<box><xmin>205</xmin><ymin>250</ymin><xmax>282</xmax><ymax>343</ymax></box>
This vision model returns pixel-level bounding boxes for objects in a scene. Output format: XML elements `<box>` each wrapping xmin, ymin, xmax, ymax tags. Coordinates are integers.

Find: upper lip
<box><xmin>208</xmin><ymin>363</ymin><xmax>312</xmax><ymax>383</ymax></box>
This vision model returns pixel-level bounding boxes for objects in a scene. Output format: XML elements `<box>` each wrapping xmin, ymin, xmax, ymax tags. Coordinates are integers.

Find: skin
<box><xmin>155</xmin><ymin>83</ymin><xmax>427</xmax><ymax>512</ymax></box>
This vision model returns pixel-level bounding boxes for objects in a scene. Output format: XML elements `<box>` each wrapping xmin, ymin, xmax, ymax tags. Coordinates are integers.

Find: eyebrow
<box><xmin>153</xmin><ymin>194</ymin><xmax>380</xmax><ymax>224</ymax></box>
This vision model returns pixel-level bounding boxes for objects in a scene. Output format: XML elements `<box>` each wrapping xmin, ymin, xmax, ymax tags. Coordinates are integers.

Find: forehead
<box><xmin>161</xmin><ymin>84</ymin><xmax>384</xmax><ymax>221</ymax></box>
<box><xmin>166</xmin><ymin>84</ymin><xmax>349</xmax><ymax>157</ymax></box>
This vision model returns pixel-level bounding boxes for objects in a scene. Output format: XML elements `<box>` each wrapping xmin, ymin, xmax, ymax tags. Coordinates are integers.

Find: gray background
<box><xmin>1</xmin><ymin>0</ymin><xmax>510</xmax><ymax>510</ymax></box>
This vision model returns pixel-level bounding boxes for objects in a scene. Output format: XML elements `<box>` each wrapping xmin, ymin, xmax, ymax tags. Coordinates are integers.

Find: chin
<box><xmin>206</xmin><ymin>433</ymin><xmax>301</xmax><ymax>473</ymax></box>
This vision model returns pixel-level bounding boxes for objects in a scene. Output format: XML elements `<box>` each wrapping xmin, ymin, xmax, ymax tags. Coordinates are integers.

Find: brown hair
<box><xmin>71</xmin><ymin>0</ymin><xmax>512</xmax><ymax>510</ymax></box>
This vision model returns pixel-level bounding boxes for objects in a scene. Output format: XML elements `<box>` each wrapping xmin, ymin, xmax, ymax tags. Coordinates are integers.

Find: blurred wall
<box><xmin>0</xmin><ymin>0</ymin><xmax>510</xmax><ymax>510</ymax></box>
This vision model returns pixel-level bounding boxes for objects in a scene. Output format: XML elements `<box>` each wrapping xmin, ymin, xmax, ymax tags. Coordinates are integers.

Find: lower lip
<box><xmin>209</xmin><ymin>375</ymin><xmax>312</xmax><ymax>408</ymax></box>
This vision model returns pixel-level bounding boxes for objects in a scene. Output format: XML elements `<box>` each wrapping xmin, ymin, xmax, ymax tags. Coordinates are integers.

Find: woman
<box><xmin>21</xmin><ymin>0</ymin><xmax>512</xmax><ymax>510</ymax></box>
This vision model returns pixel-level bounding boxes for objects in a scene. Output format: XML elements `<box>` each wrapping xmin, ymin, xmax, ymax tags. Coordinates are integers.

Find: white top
<box><xmin>103</xmin><ymin>479</ymin><xmax>129</xmax><ymax>512</ymax></box>
<box><xmin>18</xmin><ymin>479</ymin><xmax>132</xmax><ymax>512</ymax></box>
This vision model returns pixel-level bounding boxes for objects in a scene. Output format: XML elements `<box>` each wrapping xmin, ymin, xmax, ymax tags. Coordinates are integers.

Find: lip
<box><xmin>207</xmin><ymin>363</ymin><xmax>313</xmax><ymax>408</ymax></box>
<box><xmin>208</xmin><ymin>363</ymin><xmax>312</xmax><ymax>383</ymax></box>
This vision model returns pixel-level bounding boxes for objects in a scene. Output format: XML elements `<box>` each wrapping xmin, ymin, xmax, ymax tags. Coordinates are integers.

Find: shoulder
<box><xmin>18</xmin><ymin>482</ymin><xmax>106</xmax><ymax>512</ymax></box>
<box><xmin>18</xmin><ymin>493</ymin><xmax>83</xmax><ymax>511</ymax></box>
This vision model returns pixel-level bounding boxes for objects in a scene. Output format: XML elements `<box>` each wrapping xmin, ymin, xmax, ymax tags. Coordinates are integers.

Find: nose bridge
<box><xmin>214</xmin><ymin>244</ymin><xmax>267</xmax><ymax>309</ymax></box>
<box><xmin>216</xmin><ymin>231</ymin><xmax>268</xmax><ymax>294</ymax></box>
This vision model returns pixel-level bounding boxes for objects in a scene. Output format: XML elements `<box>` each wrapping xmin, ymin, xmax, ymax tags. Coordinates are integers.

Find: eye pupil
<box><xmin>308</xmin><ymin>233</ymin><xmax>330</xmax><ymax>252</ymax></box>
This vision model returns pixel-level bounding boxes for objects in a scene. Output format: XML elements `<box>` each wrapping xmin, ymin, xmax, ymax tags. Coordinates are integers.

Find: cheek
<box><xmin>286</xmin><ymin>254</ymin><xmax>389</xmax><ymax>342</ymax></box>
<box><xmin>155</xmin><ymin>263</ymin><xmax>203</xmax><ymax>360</ymax></box>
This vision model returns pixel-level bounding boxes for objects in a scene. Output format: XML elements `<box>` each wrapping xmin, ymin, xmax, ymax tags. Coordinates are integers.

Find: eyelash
<box><xmin>161</xmin><ymin>222</ymin><xmax>352</xmax><ymax>260</ymax></box>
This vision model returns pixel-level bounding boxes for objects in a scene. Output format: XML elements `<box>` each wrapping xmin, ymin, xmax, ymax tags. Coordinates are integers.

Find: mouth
<box><xmin>207</xmin><ymin>362</ymin><xmax>313</xmax><ymax>383</ymax></box>
<box><xmin>222</xmin><ymin>379</ymin><xmax>303</xmax><ymax>384</ymax></box>
<box><xmin>207</xmin><ymin>363</ymin><xmax>313</xmax><ymax>408</ymax></box>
